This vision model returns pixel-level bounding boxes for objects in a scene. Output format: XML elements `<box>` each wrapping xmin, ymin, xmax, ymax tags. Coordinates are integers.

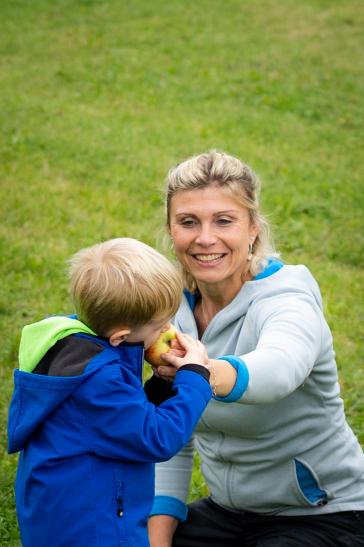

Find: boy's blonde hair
<box><xmin>69</xmin><ymin>238</ymin><xmax>183</xmax><ymax>335</ymax></box>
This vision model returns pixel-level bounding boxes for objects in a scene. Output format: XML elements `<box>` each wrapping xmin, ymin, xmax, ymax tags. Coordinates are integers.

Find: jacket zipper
<box><xmin>116</xmin><ymin>482</ymin><xmax>124</xmax><ymax>517</ymax></box>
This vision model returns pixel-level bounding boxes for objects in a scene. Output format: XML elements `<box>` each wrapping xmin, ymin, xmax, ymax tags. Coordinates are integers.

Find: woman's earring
<box><xmin>247</xmin><ymin>242</ymin><xmax>253</xmax><ymax>261</ymax></box>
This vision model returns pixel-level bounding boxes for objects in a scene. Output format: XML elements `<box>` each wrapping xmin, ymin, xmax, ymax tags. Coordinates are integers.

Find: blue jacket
<box><xmin>8</xmin><ymin>317</ymin><xmax>211</xmax><ymax>546</ymax></box>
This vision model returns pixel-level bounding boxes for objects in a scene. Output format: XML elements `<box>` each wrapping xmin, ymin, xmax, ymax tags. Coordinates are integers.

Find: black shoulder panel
<box><xmin>33</xmin><ymin>336</ymin><xmax>105</xmax><ymax>377</ymax></box>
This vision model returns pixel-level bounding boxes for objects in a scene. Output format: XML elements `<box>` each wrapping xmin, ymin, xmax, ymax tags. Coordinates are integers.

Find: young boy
<box><xmin>7</xmin><ymin>238</ymin><xmax>212</xmax><ymax>547</ymax></box>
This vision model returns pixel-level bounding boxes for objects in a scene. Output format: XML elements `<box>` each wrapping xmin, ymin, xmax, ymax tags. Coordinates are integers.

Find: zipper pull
<box><xmin>116</xmin><ymin>503</ymin><xmax>124</xmax><ymax>518</ymax></box>
<box><xmin>116</xmin><ymin>483</ymin><xmax>124</xmax><ymax>517</ymax></box>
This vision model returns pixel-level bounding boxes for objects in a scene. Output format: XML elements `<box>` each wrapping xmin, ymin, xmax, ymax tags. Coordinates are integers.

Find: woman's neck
<box><xmin>194</xmin><ymin>279</ymin><xmax>248</xmax><ymax>337</ymax></box>
<box><xmin>197</xmin><ymin>273</ymin><xmax>251</xmax><ymax>308</ymax></box>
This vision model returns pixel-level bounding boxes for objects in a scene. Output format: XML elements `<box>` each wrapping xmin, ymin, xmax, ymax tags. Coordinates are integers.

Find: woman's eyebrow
<box><xmin>174</xmin><ymin>212</ymin><xmax>197</xmax><ymax>217</ymax></box>
<box><xmin>213</xmin><ymin>210</ymin><xmax>238</xmax><ymax>214</ymax></box>
<box><xmin>175</xmin><ymin>209</ymin><xmax>238</xmax><ymax>217</ymax></box>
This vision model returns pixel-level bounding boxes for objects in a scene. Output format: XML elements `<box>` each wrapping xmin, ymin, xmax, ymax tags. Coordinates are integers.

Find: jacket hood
<box><xmin>19</xmin><ymin>315</ymin><xmax>96</xmax><ymax>373</ymax></box>
<box><xmin>8</xmin><ymin>316</ymin><xmax>99</xmax><ymax>453</ymax></box>
<box><xmin>8</xmin><ymin>369</ymin><xmax>92</xmax><ymax>454</ymax></box>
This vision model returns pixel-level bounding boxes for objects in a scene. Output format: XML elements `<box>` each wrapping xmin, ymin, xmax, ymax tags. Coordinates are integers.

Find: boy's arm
<box><xmin>82</xmin><ymin>364</ymin><xmax>210</xmax><ymax>462</ymax></box>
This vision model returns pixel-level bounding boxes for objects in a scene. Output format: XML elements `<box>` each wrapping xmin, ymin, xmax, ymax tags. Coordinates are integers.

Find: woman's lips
<box><xmin>192</xmin><ymin>253</ymin><xmax>226</xmax><ymax>264</ymax></box>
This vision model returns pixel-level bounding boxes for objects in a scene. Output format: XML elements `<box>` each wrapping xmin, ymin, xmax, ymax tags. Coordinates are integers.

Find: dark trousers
<box><xmin>172</xmin><ymin>498</ymin><xmax>364</xmax><ymax>547</ymax></box>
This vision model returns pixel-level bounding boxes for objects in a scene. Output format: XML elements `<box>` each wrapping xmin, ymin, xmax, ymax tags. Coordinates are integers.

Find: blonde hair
<box><xmin>69</xmin><ymin>238</ymin><xmax>183</xmax><ymax>335</ymax></box>
<box><xmin>166</xmin><ymin>150</ymin><xmax>278</xmax><ymax>291</ymax></box>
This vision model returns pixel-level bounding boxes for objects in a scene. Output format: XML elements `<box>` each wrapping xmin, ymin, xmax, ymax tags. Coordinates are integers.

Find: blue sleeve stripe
<box><xmin>214</xmin><ymin>355</ymin><xmax>249</xmax><ymax>403</ymax></box>
<box><xmin>150</xmin><ymin>495</ymin><xmax>188</xmax><ymax>521</ymax></box>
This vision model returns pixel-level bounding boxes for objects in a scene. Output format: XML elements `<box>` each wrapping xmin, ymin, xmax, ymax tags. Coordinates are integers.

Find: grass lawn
<box><xmin>1</xmin><ymin>0</ymin><xmax>363</xmax><ymax>542</ymax></box>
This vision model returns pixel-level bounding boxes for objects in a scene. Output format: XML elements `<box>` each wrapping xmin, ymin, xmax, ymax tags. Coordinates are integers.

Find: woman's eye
<box><xmin>216</xmin><ymin>218</ymin><xmax>232</xmax><ymax>225</ymax></box>
<box><xmin>180</xmin><ymin>218</ymin><xmax>197</xmax><ymax>227</ymax></box>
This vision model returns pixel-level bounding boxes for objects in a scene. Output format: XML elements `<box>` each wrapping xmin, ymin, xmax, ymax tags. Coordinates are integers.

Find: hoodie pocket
<box><xmin>293</xmin><ymin>458</ymin><xmax>329</xmax><ymax>507</ymax></box>
<box><xmin>113</xmin><ymin>472</ymin><xmax>129</xmax><ymax>546</ymax></box>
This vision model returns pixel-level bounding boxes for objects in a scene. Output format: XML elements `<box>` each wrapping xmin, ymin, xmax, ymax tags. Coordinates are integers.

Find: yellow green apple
<box><xmin>144</xmin><ymin>325</ymin><xmax>177</xmax><ymax>367</ymax></box>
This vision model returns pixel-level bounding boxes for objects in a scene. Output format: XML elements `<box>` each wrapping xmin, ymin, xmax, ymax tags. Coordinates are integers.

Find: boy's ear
<box><xmin>108</xmin><ymin>328</ymin><xmax>131</xmax><ymax>347</ymax></box>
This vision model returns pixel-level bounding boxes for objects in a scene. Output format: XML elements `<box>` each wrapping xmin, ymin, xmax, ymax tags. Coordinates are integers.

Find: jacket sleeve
<box><xmin>241</xmin><ymin>292</ymin><xmax>323</xmax><ymax>403</ymax></box>
<box><xmin>217</xmin><ymin>292</ymin><xmax>324</xmax><ymax>404</ymax></box>
<box><xmin>81</xmin><ymin>368</ymin><xmax>211</xmax><ymax>462</ymax></box>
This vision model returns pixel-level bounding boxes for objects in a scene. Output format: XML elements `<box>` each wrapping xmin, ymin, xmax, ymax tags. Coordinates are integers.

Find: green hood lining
<box><xmin>19</xmin><ymin>316</ymin><xmax>97</xmax><ymax>373</ymax></box>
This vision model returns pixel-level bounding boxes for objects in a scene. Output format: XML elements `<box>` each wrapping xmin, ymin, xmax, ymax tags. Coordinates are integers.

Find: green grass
<box><xmin>1</xmin><ymin>0</ymin><xmax>363</xmax><ymax>542</ymax></box>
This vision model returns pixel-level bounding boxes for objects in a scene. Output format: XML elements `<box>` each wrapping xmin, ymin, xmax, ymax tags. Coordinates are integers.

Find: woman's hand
<box><xmin>155</xmin><ymin>331</ymin><xmax>208</xmax><ymax>379</ymax></box>
<box><xmin>154</xmin><ymin>334</ymin><xmax>237</xmax><ymax>398</ymax></box>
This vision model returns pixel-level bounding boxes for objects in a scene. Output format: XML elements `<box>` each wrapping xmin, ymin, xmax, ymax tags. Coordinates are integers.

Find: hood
<box><xmin>19</xmin><ymin>315</ymin><xmax>96</xmax><ymax>373</ymax></box>
<box><xmin>8</xmin><ymin>369</ymin><xmax>92</xmax><ymax>454</ymax></box>
<box><xmin>8</xmin><ymin>316</ymin><xmax>98</xmax><ymax>453</ymax></box>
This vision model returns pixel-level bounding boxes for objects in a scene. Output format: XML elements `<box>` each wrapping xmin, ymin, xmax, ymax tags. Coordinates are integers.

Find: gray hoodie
<box><xmin>152</xmin><ymin>261</ymin><xmax>364</xmax><ymax>518</ymax></box>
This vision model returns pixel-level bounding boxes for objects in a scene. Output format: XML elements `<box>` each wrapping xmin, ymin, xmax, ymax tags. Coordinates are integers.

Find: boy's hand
<box><xmin>156</xmin><ymin>332</ymin><xmax>208</xmax><ymax>379</ymax></box>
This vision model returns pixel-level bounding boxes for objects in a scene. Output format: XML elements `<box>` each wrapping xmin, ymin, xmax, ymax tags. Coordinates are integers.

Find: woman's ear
<box><xmin>249</xmin><ymin>223</ymin><xmax>259</xmax><ymax>243</ymax></box>
<box><xmin>108</xmin><ymin>328</ymin><xmax>131</xmax><ymax>347</ymax></box>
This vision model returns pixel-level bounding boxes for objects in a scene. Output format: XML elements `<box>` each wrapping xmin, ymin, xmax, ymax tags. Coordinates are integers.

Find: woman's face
<box><xmin>169</xmin><ymin>186</ymin><xmax>258</xmax><ymax>293</ymax></box>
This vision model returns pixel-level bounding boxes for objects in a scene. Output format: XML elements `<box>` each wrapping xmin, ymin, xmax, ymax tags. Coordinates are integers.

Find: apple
<box><xmin>144</xmin><ymin>325</ymin><xmax>177</xmax><ymax>368</ymax></box>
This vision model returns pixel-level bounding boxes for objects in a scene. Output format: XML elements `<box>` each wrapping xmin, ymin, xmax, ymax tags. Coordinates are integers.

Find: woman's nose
<box><xmin>195</xmin><ymin>224</ymin><xmax>217</xmax><ymax>246</ymax></box>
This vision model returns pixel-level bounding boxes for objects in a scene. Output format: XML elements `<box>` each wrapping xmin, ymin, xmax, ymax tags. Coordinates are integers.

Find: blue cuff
<box><xmin>150</xmin><ymin>495</ymin><xmax>188</xmax><ymax>521</ymax></box>
<box><xmin>214</xmin><ymin>355</ymin><xmax>249</xmax><ymax>403</ymax></box>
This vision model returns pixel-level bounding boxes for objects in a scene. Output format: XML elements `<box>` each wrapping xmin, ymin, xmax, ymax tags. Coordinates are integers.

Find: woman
<box><xmin>148</xmin><ymin>151</ymin><xmax>364</xmax><ymax>546</ymax></box>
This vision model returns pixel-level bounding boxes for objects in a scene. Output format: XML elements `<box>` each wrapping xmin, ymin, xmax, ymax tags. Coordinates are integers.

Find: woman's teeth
<box><xmin>194</xmin><ymin>254</ymin><xmax>224</xmax><ymax>262</ymax></box>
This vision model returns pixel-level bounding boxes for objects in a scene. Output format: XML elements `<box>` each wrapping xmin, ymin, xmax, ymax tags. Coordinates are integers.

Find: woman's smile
<box><xmin>192</xmin><ymin>253</ymin><xmax>226</xmax><ymax>264</ymax></box>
